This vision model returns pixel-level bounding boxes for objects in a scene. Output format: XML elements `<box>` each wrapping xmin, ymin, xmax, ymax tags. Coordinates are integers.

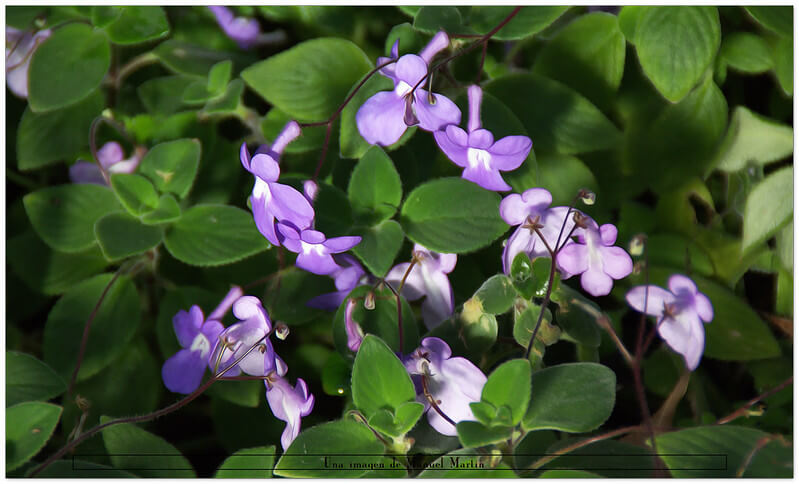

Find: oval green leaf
<box><xmin>470</xmin><ymin>6</ymin><xmax>570</xmax><ymax>41</ymax></box>
<box><xmin>214</xmin><ymin>445</ymin><xmax>276</xmax><ymax>478</ymax></box>
<box><xmin>481</xmin><ymin>359</ymin><xmax>531</xmax><ymax>425</ymax></box>
<box><xmin>102</xmin><ymin>6</ymin><xmax>169</xmax><ymax>45</ymax></box>
<box><xmin>101</xmin><ymin>417</ymin><xmax>196</xmax><ymax>477</ymax></box>
<box><xmin>351</xmin><ymin>220</ymin><xmax>404</xmax><ymax>278</ymax></box>
<box><xmin>6</xmin><ymin>351</ymin><xmax>67</xmax><ymax>407</ymax></box>
<box><xmin>137</xmin><ymin>138</ymin><xmax>201</xmax><ymax>199</ymax></box>
<box><xmin>348</xmin><ymin>146</ymin><xmax>402</xmax><ymax>225</ymax></box>
<box><xmin>95</xmin><ymin>212</ymin><xmax>163</xmax><ymax>260</ymax></box>
<box><xmin>352</xmin><ymin>335</ymin><xmax>417</xmax><ymax>419</ymax></box>
<box><xmin>6</xmin><ymin>402</ymin><xmax>62</xmax><ymax>472</ymax></box>
<box><xmin>742</xmin><ymin>166</ymin><xmax>793</xmax><ymax>253</ymax></box>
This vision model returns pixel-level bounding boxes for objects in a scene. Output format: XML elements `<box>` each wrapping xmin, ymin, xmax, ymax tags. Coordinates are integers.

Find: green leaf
<box><xmin>110</xmin><ymin>174</ymin><xmax>159</xmax><ymax>216</ymax></box>
<box><xmin>28</xmin><ymin>23</ymin><xmax>110</xmax><ymax>112</ymax></box>
<box><xmin>742</xmin><ymin>166</ymin><xmax>793</xmax><ymax>253</ymax></box>
<box><xmin>368</xmin><ymin>402</ymin><xmax>424</xmax><ymax>438</ymax></box>
<box><xmin>7</xmin><ymin>231</ymin><xmax>108</xmax><ymax>295</ymax></box>
<box><xmin>352</xmin><ymin>335</ymin><xmax>416</xmax><ymax>418</ymax></box>
<box><xmin>481</xmin><ymin>359</ymin><xmax>531</xmax><ymax>425</ymax></box>
<box><xmin>164</xmin><ymin>204</ymin><xmax>269</xmax><ymax>266</ymax></box>
<box><xmin>773</xmin><ymin>37</ymin><xmax>793</xmax><ymax>96</ymax></box>
<box><xmin>470</xmin><ymin>6</ymin><xmax>570</xmax><ymax>41</ymax></box>
<box><xmin>138</xmin><ymin>138</ymin><xmax>201</xmax><ymax>198</ymax></box>
<box><xmin>44</xmin><ymin>274</ymin><xmax>141</xmax><ymax>381</ymax></box>
<box><xmin>137</xmin><ymin>76</ymin><xmax>193</xmax><ymax>115</ymax></box>
<box><xmin>713</xmin><ymin>106</ymin><xmax>793</xmax><ymax>173</ymax></box>
<box><xmin>351</xmin><ymin>220</ymin><xmax>404</xmax><ymax>277</ymax></box>
<box><xmin>514</xmin><ymin>302</ymin><xmax>556</xmax><ymax>348</ymax></box>
<box><xmin>633</xmin><ymin>6</ymin><xmax>721</xmax><ymax>102</ymax></box>
<box><xmin>274</xmin><ymin>420</ymin><xmax>384</xmax><ymax>478</ymax></box>
<box><xmin>413</xmin><ymin>6</ymin><xmax>473</xmax><ymax>35</ymax></box>
<box><xmin>214</xmin><ymin>445</ymin><xmax>275</xmax><ymax>478</ymax></box>
<box><xmin>554</xmin><ymin>285</ymin><xmax>602</xmax><ymax>348</ymax></box>
<box><xmin>485</xmin><ymin>74</ymin><xmax>621</xmax><ymax>155</ymax></box>
<box><xmin>91</xmin><ymin>6</ymin><xmax>122</xmax><ymax>27</ymax></box>
<box><xmin>333</xmin><ymin>286</ymin><xmax>418</xmax><ymax>355</ymax></box>
<box><xmin>400</xmin><ymin>177</ymin><xmax>507</xmax><ymax>254</ymax></box>
<box><xmin>17</xmin><ymin>91</ymin><xmax>104</xmax><ymax>170</ymax></box>
<box><xmin>472</xmin><ymin>274</ymin><xmax>516</xmax><ymax>315</ymax></box>
<box><xmin>266</xmin><ymin>268</ymin><xmax>328</xmax><ymax>326</ymax></box>
<box><xmin>533</xmin><ymin>13</ymin><xmax>626</xmax><ymax>109</ymax></box>
<box><xmin>6</xmin><ymin>402</ymin><xmax>62</xmax><ymax>472</ymax></box>
<box><xmin>455</xmin><ymin>421</ymin><xmax>513</xmax><ymax>448</ymax></box>
<box><xmin>348</xmin><ymin>146</ymin><xmax>402</xmax><ymax>224</ymax></box>
<box><xmin>745</xmin><ymin>6</ymin><xmax>793</xmax><ymax>37</ymax></box>
<box><xmin>618</xmin><ymin>6</ymin><xmax>643</xmax><ymax>41</ymax></box>
<box><xmin>720</xmin><ymin>32</ymin><xmax>773</xmax><ymax>74</ymax></box>
<box><xmin>207</xmin><ymin>60</ymin><xmax>233</xmax><ymax>94</ymax></box>
<box><xmin>522</xmin><ymin>363</ymin><xmax>616</xmax><ymax>432</ymax></box>
<box><xmin>102</xmin><ymin>6</ymin><xmax>169</xmax><ymax>45</ymax></box>
<box><xmin>141</xmin><ymin>194</ymin><xmax>182</xmax><ymax>225</ymax></box>
<box><xmin>307</xmin><ymin>181</ymin><xmax>354</xmax><ymax>237</ymax></box>
<box><xmin>95</xmin><ymin>212</ymin><xmax>163</xmax><ymax>260</ymax></box>
<box><xmin>261</xmin><ymin>109</ymin><xmax>326</xmax><ymax>154</ymax></box>
<box><xmin>23</xmin><ymin>184</ymin><xmax>122</xmax><ymax>253</ymax></box>
<box><xmin>777</xmin><ymin>223</ymin><xmax>793</xmax><ymax>271</ymax></box>
<box><xmin>656</xmin><ymin>425</ymin><xmax>791</xmax><ymax>477</ymax></box>
<box><xmin>6</xmin><ymin>352</ymin><xmax>67</xmax><ymax>407</ymax></box>
<box><xmin>201</xmin><ymin>79</ymin><xmax>245</xmax><ymax>115</ymax></box>
<box><xmin>242</xmin><ymin>38</ymin><xmax>371</xmax><ymax>122</ymax></box>
<box><xmin>101</xmin><ymin>417</ymin><xmax>196</xmax><ymax>477</ymax></box>
<box><xmin>537</xmin><ymin>154</ymin><xmax>598</xmax><ymax>206</ymax></box>
<box><xmin>153</xmin><ymin>40</ymin><xmax>239</xmax><ymax>78</ymax></box>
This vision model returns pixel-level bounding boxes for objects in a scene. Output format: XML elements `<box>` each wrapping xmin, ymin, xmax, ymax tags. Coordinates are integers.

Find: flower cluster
<box><xmin>500</xmin><ymin>187</ymin><xmax>633</xmax><ymax>297</ymax></box>
<box><xmin>356</xmin><ymin>32</ymin><xmax>532</xmax><ymax>193</ymax></box>
<box><xmin>162</xmin><ymin>287</ymin><xmax>314</xmax><ymax>451</ymax></box>
<box><xmin>240</xmin><ymin>122</ymin><xmax>361</xmax><ymax>276</ymax></box>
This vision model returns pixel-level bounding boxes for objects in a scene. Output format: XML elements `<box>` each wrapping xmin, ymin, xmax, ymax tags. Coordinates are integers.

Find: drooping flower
<box><xmin>625</xmin><ymin>274</ymin><xmax>713</xmax><ymax>370</ymax></box>
<box><xmin>277</xmin><ymin>223</ymin><xmax>361</xmax><ymax>276</ymax></box>
<box><xmin>162</xmin><ymin>305</ymin><xmax>224</xmax><ymax>394</ymax></box>
<box><xmin>69</xmin><ymin>142</ymin><xmax>143</xmax><ymax>185</ymax></box>
<box><xmin>240</xmin><ymin>121</ymin><xmax>315</xmax><ymax>246</ymax></box>
<box><xmin>386</xmin><ymin>244</ymin><xmax>456</xmax><ymax>329</ymax></box>
<box><xmin>343</xmin><ymin>298</ymin><xmax>365</xmax><ymax>352</ymax></box>
<box><xmin>556</xmin><ymin>220</ymin><xmax>633</xmax><ymax>297</ymax></box>
<box><xmin>434</xmin><ymin>85</ymin><xmax>531</xmax><ymax>191</ymax></box>
<box><xmin>403</xmin><ymin>337</ymin><xmax>487</xmax><ymax>436</ymax></box>
<box><xmin>306</xmin><ymin>254</ymin><xmax>369</xmax><ymax>310</ymax></box>
<box><xmin>208</xmin><ymin>6</ymin><xmax>261</xmax><ymax>49</ymax></box>
<box><xmin>6</xmin><ymin>26</ymin><xmax>50</xmax><ymax>99</ymax></box>
<box><xmin>377</xmin><ymin>31</ymin><xmax>449</xmax><ymax>84</ymax></box>
<box><xmin>265</xmin><ymin>357</ymin><xmax>315</xmax><ymax>451</ymax></box>
<box><xmin>499</xmin><ymin>188</ymin><xmax>577</xmax><ymax>274</ymax></box>
<box><xmin>302</xmin><ymin>179</ymin><xmax>319</xmax><ymax>204</ymax></box>
<box><xmin>356</xmin><ymin>32</ymin><xmax>461</xmax><ymax>146</ymax></box>
<box><xmin>210</xmin><ymin>295</ymin><xmax>276</xmax><ymax>377</ymax></box>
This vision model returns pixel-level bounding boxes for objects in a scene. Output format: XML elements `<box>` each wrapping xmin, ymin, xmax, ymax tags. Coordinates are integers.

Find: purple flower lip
<box><xmin>626</xmin><ymin>274</ymin><xmax>713</xmax><ymax>370</ymax></box>
<box><xmin>6</xmin><ymin>26</ymin><xmax>51</xmax><ymax>99</ymax></box>
<box><xmin>208</xmin><ymin>6</ymin><xmax>261</xmax><ymax>49</ymax></box>
<box><xmin>278</xmin><ymin>222</ymin><xmax>361</xmax><ymax>276</ymax></box>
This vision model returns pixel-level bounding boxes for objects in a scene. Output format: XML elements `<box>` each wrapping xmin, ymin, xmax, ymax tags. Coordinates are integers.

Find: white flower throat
<box><xmin>467</xmin><ymin>148</ymin><xmax>492</xmax><ymax>170</ymax></box>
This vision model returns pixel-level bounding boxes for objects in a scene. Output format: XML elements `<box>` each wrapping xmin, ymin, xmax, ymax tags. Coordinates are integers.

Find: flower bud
<box><xmin>275</xmin><ymin>323</ymin><xmax>290</xmax><ymax>341</ymax></box>
<box><xmin>578</xmin><ymin>189</ymin><xmax>596</xmax><ymax>205</ymax></box>
<box><xmin>629</xmin><ymin>234</ymin><xmax>646</xmax><ymax>257</ymax></box>
<box><xmin>363</xmin><ymin>291</ymin><xmax>376</xmax><ymax>310</ymax></box>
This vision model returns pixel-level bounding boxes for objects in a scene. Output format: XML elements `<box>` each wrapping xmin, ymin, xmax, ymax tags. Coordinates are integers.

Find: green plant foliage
<box><xmin>348</xmin><ymin>146</ymin><xmax>402</xmax><ymax>225</ymax></box>
<box><xmin>100</xmin><ymin>417</ymin><xmax>196</xmax><ymax>477</ymax></box>
<box><xmin>137</xmin><ymin>138</ymin><xmax>201</xmax><ymax>198</ymax></box>
<box><xmin>214</xmin><ymin>446</ymin><xmax>276</xmax><ymax>478</ymax></box>
<box><xmin>470</xmin><ymin>6</ymin><xmax>570</xmax><ymax>40</ymax></box>
<box><xmin>713</xmin><ymin>107</ymin><xmax>793</xmax><ymax>173</ymax></box>
<box><xmin>6</xmin><ymin>402</ymin><xmax>62</xmax><ymax>472</ymax></box>
<box><xmin>6</xmin><ymin>352</ymin><xmax>67</xmax><ymax>407</ymax></box>
<box><xmin>742</xmin><ymin>166</ymin><xmax>793</xmax><ymax>253</ymax></box>
<box><xmin>351</xmin><ymin>220</ymin><xmax>404</xmax><ymax>277</ymax></box>
<box><xmin>352</xmin><ymin>335</ymin><xmax>417</xmax><ymax>419</ymax></box>
<box><xmin>95</xmin><ymin>212</ymin><xmax>163</xmax><ymax>260</ymax></box>
<box><xmin>101</xmin><ymin>6</ymin><xmax>169</xmax><ymax>45</ymax></box>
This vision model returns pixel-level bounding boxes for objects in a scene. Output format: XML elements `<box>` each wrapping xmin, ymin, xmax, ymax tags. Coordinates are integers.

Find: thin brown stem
<box><xmin>382</xmin><ymin>280</ymin><xmax>404</xmax><ymax>355</ymax></box>
<box><xmin>716</xmin><ymin>376</ymin><xmax>793</xmax><ymax>425</ymax></box>
<box><xmin>312</xmin><ymin>122</ymin><xmax>332</xmax><ymax>182</ymax></box>
<box><xmin>527</xmin><ymin>425</ymin><xmax>641</xmax><ymax>471</ymax></box>
<box><xmin>524</xmin><ymin>226</ymin><xmax>557</xmax><ymax>359</ymax></box>
<box><xmin>476</xmin><ymin>41</ymin><xmax>488</xmax><ymax>84</ymax></box>
<box><xmin>597</xmin><ymin>315</ymin><xmax>634</xmax><ymax>366</ymax></box>
<box><xmin>735</xmin><ymin>435</ymin><xmax>788</xmax><ymax>477</ymax></box>
<box><xmin>421</xmin><ymin>373</ymin><xmax>456</xmax><ymax>427</ymax></box>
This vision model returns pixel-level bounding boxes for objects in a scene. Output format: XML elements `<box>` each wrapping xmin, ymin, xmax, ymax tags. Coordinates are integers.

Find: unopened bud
<box><xmin>579</xmin><ymin>189</ymin><xmax>596</xmax><ymax>205</ymax></box>
<box><xmin>275</xmin><ymin>323</ymin><xmax>290</xmax><ymax>340</ymax></box>
<box><xmin>573</xmin><ymin>211</ymin><xmax>588</xmax><ymax>229</ymax></box>
<box><xmin>75</xmin><ymin>395</ymin><xmax>91</xmax><ymax>412</ymax></box>
<box><xmin>633</xmin><ymin>260</ymin><xmax>645</xmax><ymax>275</ymax></box>
<box><xmin>364</xmin><ymin>291</ymin><xmax>376</xmax><ymax>310</ymax></box>
<box><xmin>629</xmin><ymin>234</ymin><xmax>646</xmax><ymax>257</ymax></box>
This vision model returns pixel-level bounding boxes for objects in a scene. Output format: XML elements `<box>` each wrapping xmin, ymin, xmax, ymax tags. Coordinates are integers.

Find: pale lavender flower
<box><xmin>403</xmin><ymin>337</ymin><xmax>487</xmax><ymax>436</ymax></box>
<box><xmin>343</xmin><ymin>298</ymin><xmax>364</xmax><ymax>352</ymax></box>
<box><xmin>6</xmin><ymin>26</ymin><xmax>50</xmax><ymax>99</ymax></box>
<box><xmin>356</xmin><ymin>32</ymin><xmax>461</xmax><ymax>146</ymax></box>
<box><xmin>210</xmin><ymin>295</ymin><xmax>276</xmax><ymax>377</ymax></box>
<box><xmin>386</xmin><ymin>244</ymin><xmax>456</xmax><ymax>330</ymax></box>
<box><xmin>208</xmin><ymin>6</ymin><xmax>261</xmax><ymax>49</ymax></box>
<box><xmin>302</xmin><ymin>179</ymin><xmax>319</xmax><ymax>204</ymax></box>
<box><xmin>499</xmin><ymin>188</ymin><xmax>577</xmax><ymax>274</ymax></box>
<box><xmin>277</xmin><ymin>223</ymin><xmax>361</xmax><ymax>276</ymax></box>
<box><xmin>557</xmin><ymin>220</ymin><xmax>633</xmax><ymax>297</ymax></box>
<box><xmin>265</xmin><ymin>357</ymin><xmax>315</xmax><ymax>451</ymax></box>
<box><xmin>70</xmin><ymin>142</ymin><xmax>142</xmax><ymax>185</ymax></box>
<box><xmin>161</xmin><ymin>286</ymin><xmax>242</xmax><ymax>394</ymax></box>
<box><xmin>306</xmin><ymin>254</ymin><xmax>369</xmax><ymax>310</ymax></box>
<box><xmin>626</xmin><ymin>274</ymin><xmax>713</xmax><ymax>370</ymax></box>
<box><xmin>434</xmin><ymin>85</ymin><xmax>531</xmax><ymax>191</ymax></box>
<box><xmin>240</xmin><ymin>121</ymin><xmax>315</xmax><ymax>246</ymax></box>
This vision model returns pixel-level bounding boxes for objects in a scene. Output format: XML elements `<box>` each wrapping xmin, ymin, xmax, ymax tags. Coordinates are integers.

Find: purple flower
<box><xmin>277</xmin><ymin>223</ymin><xmax>361</xmax><ymax>276</ymax></box>
<box><xmin>6</xmin><ymin>26</ymin><xmax>50</xmax><ymax>99</ymax></box>
<box><xmin>343</xmin><ymin>298</ymin><xmax>365</xmax><ymax>352</ymax></box>
<box><xmin>403</xmin><ymin>337</ymin><xmax>487</xmax><ymax>436</ymax></box>
<box><xmin>626</xmin><ymin>274</ymin><xmax>713</xmax><ymax>370</ymax></box>
<box><xmin>302</xmin><ymin>179</ymin><xmax>319</xmax><ymax>204</ymax></box>
<box><xmin>434</xmin><ymin>85</ymin><xmax>531</xmax><ymax>191</ymax></box>
<box><xmin>386</xmin><ymin>244</ymin><xmax>456</xmax><ymax>330</ymax></box>
<box><xmin>356</xmin><ymin>32</ymin><xmax>461</xmax><ymax>146</ymax></box>
<box><xmin>378</xmin><ymin>31</ymin><xmax>449</xmax><ymax>84</ymax></box>
<box><xmin>556</xmin><ymin>220</ymin><xmax>633</xmax><ymax>297</ymax></box>
<box><xmin>240</xmin><ymin>122</ymin><xmax>315</xmax><ymax>246</ymax></box>
<box><xmin>208</xmin><ymin>6</ymin><xmax>261</xmax><ymax>49</ymax></box>
<box><xmin>161</xmin><ymin>305</ymin><xmax>224</xmax><ymax>394</ymax></box>
<box><xmin>265</xmin><ymin>357</ymin><xmax>315</xmax><ymax>451</ymax></box>
<box><xmin>499</xmin><ymin>188</ymin><xmax>577</xmax><ymax>274</ymax></box>
<box><xmin>69</xmin><ymin>142</ymin><xmax>143</xmax><ymax>185</ymax></box>
<box><xmin>210</xmin><ymin>295</ymin><xmax>276</xmax><ymax>377</ymax></box>
<box><xmin>306</xmin><ymin>254</ymin><xmax>369</xmax><ymax>310</ymax></box>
